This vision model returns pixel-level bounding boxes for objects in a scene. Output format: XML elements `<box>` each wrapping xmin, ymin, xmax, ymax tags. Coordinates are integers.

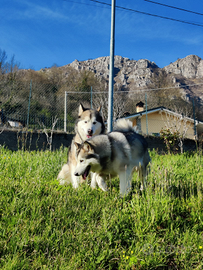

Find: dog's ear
<box><xmin>78</xmin><ymin>103</ymin><xmax>85</xmax><ymax>116</ymax></box>
<box><xmin>97</xmin><ymin>105</ymin><xmax>102</xmax><ymax>112</ymax></box>
<box><xmin>83</xmin><ymin>141</ymin><xmax>94</xmax><ymax>153</ymax></box>
<box><xmin>74</xmin><ymin>142</ymin><xmax>81</xmax><ymax>150</ymax></box>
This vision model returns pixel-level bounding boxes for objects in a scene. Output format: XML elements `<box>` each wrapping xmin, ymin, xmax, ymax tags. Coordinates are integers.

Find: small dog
<box><xmin>57</xmin><ymin>103</ymin><xmax>105</xmax><ymax>188</ymax></box>
<box><xmin>74</xmin><ymin>119</ymin><xmax>151</xmax><ymax>196</ymax></box>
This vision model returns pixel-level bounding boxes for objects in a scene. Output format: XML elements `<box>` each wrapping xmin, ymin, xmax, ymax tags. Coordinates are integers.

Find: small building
<box><xmin>122</xmin><ymin>105</ymin><xmax>203</xmax><ymax>140</ymax></box>
<box><xmin>8</xmin><ymin>120</ymin><xmax>23</xmax><ymax>128</ymax></box>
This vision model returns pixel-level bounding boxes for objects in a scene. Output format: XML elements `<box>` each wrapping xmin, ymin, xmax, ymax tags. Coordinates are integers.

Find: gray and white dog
<box><xmin>74</xmin><ymin>119</ymin><xmax>151</xmax><ymax>196</ymax></box>
<box><xmin>57</xmin><ymin>103</ymin><xmax>105</xmax><ymax>188</ymax></box>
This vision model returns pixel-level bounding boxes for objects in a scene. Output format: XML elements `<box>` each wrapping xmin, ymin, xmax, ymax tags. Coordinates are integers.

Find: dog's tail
<box><xmin>114</xmin><ymin>119</ymin><xmax>138</xmax><ymax>133</ymax></box>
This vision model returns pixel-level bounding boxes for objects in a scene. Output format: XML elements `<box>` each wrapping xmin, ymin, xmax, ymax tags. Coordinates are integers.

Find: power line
<box><xmin>63</xmin><ymin>0</ymin><xmax>109</xmax><ymax>9</ymax></box>
<box><xmin>144</xmin><ymin>0</ymin><xmax>203</xmax><ymax>17</ymax></box>
<box><xmin>90</xmin><ymin>0</ymin><xmax>203</xmax><ymax>27</ymax></box>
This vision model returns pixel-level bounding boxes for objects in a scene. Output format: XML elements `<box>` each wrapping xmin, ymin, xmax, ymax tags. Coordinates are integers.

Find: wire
<box><xmin>90</xmin><ymin>0</ymin><xmax>203</xmax><ymax>27</ymax></box>
<box><xmin>144</xmin><ymin>0</ymin><xmax>203</xmax><ymax>17</ymax></box>
<box><xmin>63</xmin><ymin>0</ymin><xmax>109</xmax><ymax>9</ymax></box>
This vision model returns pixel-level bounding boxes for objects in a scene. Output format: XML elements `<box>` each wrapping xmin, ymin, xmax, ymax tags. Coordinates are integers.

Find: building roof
<box><xmin>122</xmin><ymin>106</ymin><xmax>203</xmax><ymax>125</ymax></box>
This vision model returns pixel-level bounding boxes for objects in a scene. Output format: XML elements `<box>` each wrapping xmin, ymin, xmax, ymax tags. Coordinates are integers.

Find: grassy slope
<box><xmin>0</xmin><ymin>148</ymin><xmax>203</xmax><ymax>269</ymax></box>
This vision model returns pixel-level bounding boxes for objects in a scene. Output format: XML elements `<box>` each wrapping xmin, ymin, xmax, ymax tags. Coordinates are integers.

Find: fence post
<box><xmin>193</xmin><ymin>98</ymin><xmax>196</xmax><ymax>136</ymax></box>
<box><xmin>145</xmin><ymin>93</ymin><xmax>148</xmax><ymax>135</ymax></box>
<box><xmin>90</xmin><ymin>86</ymin><xmax>93</xmax><ymax>109</ymax></box>
<box><xmin>64</xmin><ymin>91</ymin><xmax>67</xmax><ymax>132</ymax></box>
<box><xmin>27</xmin><ymin>80</ymin><xmax>32</xmax><ymax>128</ymax></box>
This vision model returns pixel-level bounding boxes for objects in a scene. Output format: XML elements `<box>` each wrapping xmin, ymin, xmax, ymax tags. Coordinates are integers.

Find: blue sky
<box><xmin>1</xmin><ymin>0</ymin><xmax>203</xmax><ymax>70</ymax></box>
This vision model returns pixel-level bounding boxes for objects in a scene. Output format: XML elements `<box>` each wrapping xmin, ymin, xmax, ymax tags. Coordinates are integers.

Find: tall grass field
<box><xmin>0</xmin><ymin>147</ymin><xmax>203</xmax><ymax>269</ymax></box>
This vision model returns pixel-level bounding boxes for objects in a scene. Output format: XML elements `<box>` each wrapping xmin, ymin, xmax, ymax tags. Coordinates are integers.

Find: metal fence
<box><xmin>0</xmin><ymin>80</ymin><xmax>203</xmax><ymax>136</ymax></box>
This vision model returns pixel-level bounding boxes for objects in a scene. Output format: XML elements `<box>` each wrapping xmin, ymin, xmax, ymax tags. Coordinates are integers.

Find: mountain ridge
<box><xmin>58</xmin><ymin>54</ymin><xmax>202</xmax><ymax>100</ymax></box>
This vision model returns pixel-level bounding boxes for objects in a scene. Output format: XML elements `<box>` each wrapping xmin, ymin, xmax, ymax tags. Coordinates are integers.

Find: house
<box><xmin>122</xmin><ymin>102</ymin><xmax>203</xmax><ymax>140</ymax></box>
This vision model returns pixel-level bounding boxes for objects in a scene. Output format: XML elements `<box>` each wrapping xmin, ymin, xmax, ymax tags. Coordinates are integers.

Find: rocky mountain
<box><xmin>164</xmin><ymin>55</ymin><xmax>203</xmax><ymax>79</ymax></box>
<box><xmin>68</xmin><ymin>56</ymin><xmax>158</xmax><ymax>89</ymax></box>
<box><xmin>65</xmin><ymin>54</ymin><xmax>203</xmax><ymax>100</ymax></box>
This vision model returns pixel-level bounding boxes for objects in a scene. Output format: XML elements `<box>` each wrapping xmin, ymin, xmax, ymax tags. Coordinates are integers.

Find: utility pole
<box><xmin>64</xmin><ymin>91</ymin><xmax>67</xmax><ymax>132</ymax></box>
<box><xmin>27</xmin><ymin>80</ymin><xmax>32</xmax><ymax>127</ymax></box>
<box><xmin>107</xmin><ymin>0</ymin><xmax>116</xmax><ymax>132</ymax></box>
<box><xmin>90</xmin><ymin>86</ymin><xmax>93</xmax><ymax>109</ymax></box>
<box><xmin>193</xmin><ymin>98</ymin><xmax>196</xmax><ymax>136</ymax></box>
<box><xmin>145</xmin><ymin>93</ymin><xmax>148</xmax><ymax>135</ymax></box>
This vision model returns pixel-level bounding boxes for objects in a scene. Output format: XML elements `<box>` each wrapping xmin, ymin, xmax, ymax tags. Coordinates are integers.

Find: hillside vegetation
<box><xmin>0</xmin><ymin>52</ymin><xmax>203</xmax><ymax>128</ymax></box>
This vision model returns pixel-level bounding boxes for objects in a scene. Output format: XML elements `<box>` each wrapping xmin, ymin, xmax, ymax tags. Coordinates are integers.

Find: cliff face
<box><xmin>164</xmin><ymin>55</ymin><xmax>203</xmax><ymax>79</ymax></box>
<box><xmin>68</xmin><ymin>56</ymin><xmax>159</xmax><ymax>89</ymax></box>
<box><xmin>66</xmin><ymin>55</ymin><xmax>203</xmax><ymax>100</ymax></box>
<box><xmin>68</xmin><ymin>54</ymin><xmax>203</xmax><ymax>80</ymax></box>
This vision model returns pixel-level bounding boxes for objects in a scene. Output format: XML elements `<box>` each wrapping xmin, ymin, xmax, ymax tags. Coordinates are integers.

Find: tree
<box><xmin>146</xmin><ymin>69</ymin><xmax>182</xmax><ymax>109</ymax></box>
<box><xmin>160</xmin><ymin>109</ymin><xmax>193</xmax><ymax>153</ymax></box>
<box><xmin>0</xmin><ymin>49</ymin><xmax>20</xmax><ymax>75</ymax></box>
<box><xmin>92</xmin><ymin>86</ymin><xmax>129</xmax><ymax>122</ymax></box>
<box><xmin>0</xmin><ymin>49</ymin><xmax>7</xmax><ymax>74</ymax></box>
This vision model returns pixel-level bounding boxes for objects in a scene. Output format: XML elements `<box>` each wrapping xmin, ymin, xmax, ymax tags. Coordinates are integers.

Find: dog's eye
<box><xmin>84</xmin><ymin>121</ymin><xmax>87</xmax><ymax>123</ymax></box>
<box><xmin>93</xmin><ymin>121</ymin><xmax>96</xmax><ymax>125</ymax></box>
<box><xmin>80</xmin><ymin>160</ymin><xmax>84</xmax><ymax>163</ymax></box>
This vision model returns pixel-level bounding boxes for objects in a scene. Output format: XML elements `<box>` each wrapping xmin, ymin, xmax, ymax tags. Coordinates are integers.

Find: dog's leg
<box><xmin>139</xmin><ymin>166</ymin><xmax>147</xmax><ymax>191</ymax></box>
<box><xmin>71</xmin><ymin>171</ymin><xmax>80</xmax><ymax>188</ymax></box>
<box><xmin>140</xmin><ymin>152</ymin><xmax>151</xmax><ymax>190</ymax></box>
<box><xmin>119</xmin><ymin>171</ymin><xmax>128</xmax><ymax>196</ymax></box>
<box><xmin>96</xmin><ymin>175</ymin><xmax>108</xmax><ymax>191</ymax></box>
<box><xmin>71</xmin><ymin>174</ymin><xmax>81</xmax><ymax>189</ymax></box>
<box><xmin>90</xmin><ymin>173</ymin><xmax>97</xmax><ymax>189</ymax></box>
<box><xmin>57</xmin><ymin>164</ymin><xmax>71</xmax><ymax>185</ymax></box>
<box><xmin>119</xmin><ymin>166</ymin><xmax>133</xmax><ymax>196</ymax></box>
<box><xmin>70</xmin><ymin>164</ymin><xmax>80</xmax><ymax>189</ymax></box>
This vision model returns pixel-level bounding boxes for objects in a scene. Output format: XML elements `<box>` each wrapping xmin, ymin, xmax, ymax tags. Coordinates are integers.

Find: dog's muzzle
<box><xmin>87</xmin><ymin>129</ymin><xmax>93</xmax><ymax>138</ymax></box>
<box><xmin>74</xmin><ymin>165</ymin><xmax>91</xmax><ymax>180</ymax></box>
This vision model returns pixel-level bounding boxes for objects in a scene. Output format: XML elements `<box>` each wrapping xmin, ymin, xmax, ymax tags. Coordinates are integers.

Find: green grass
<box><xmin>0</xmin><ymin>147</ymin><xmax>203</xmax><ymax>269</ymax></box>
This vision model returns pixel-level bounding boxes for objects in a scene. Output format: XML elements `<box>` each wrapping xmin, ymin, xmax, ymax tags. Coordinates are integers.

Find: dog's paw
<box><xmin>100</xmin><ymin>185</ymin><xmax>108</xmax><ymax>192</ymax></box>
<box><xmin>59</xmin><ymin>179</ymin><xmax>69</xmax><ymax>185</ymax></box>
<box><xmin>140</xmin><ymin>184</ymin><xmax>146</xmax><ymax>191</ymax></box>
